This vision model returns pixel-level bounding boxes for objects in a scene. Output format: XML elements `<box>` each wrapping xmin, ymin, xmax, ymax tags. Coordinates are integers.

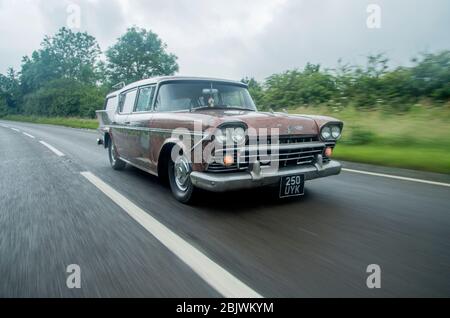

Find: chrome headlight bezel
<box><xmin>320</xmin><ymin>123</ymin><xmax>343</xmax><ymax>141</ymax></box>
<box><xmin>214</xmin><ymin>123</ymin><xmax>248</xmax><ymax>145</ymax></box>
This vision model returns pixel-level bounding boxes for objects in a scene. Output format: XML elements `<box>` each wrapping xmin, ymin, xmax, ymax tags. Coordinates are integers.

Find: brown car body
<box><xmin>97</xmin><ymin>76</ymin><xmax>343</xmax><ymax>202</ymax></box>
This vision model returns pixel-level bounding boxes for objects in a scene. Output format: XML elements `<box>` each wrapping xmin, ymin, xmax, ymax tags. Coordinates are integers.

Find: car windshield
<box><xmin>154</xmin><ymin>81</ymin><xmax>257</xmax><ymax>112</ymax></box>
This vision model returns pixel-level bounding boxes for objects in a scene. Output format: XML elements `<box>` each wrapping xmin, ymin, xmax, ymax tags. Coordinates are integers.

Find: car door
<box><xmin>113</xmin><ymin>88</ymin><xmax>137</xmax><ymax>160</ymax></box>
<box><xmin>127</xmin><ymin>85</ymin><xmax>156</xmax><ymax>170</ymax></box>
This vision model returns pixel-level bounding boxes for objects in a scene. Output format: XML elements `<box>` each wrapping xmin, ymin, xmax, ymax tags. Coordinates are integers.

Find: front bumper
<box><xmin>190</xmin><ymin>160</ymin><xmax>342</xmax><ymax>192</ymax></box>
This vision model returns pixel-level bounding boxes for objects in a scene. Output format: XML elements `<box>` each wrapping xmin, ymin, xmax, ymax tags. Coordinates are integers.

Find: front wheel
<box><xmin>168</xmin><ymin>148</ymin><xmax>195</xmax><ymax>204</ymax></box>
<box><xmin>108</xmin><ymin>139</ymin><xmax>126</xmax><ymax>170</ymax></box>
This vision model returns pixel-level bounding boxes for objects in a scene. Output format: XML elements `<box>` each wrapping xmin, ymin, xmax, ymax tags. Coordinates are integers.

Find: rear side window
<box><xmin>135</xmin><ymin>85</ymin><xmax>156</xmax><ymax>112</ymax></box>
<box><xmin>119</xmin><ymin>89</ymin><xmax>137</xmax><ymax>113</ymax></box>
<box><xmin>105</xmin><ymin>96</ymin><xmax>118</xmax><ymax>113</ymax></box>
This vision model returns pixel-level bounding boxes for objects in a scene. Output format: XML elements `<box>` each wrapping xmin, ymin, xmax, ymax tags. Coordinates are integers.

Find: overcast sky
<box><xmin>0</xmin><ymin>0</ymin><xmax>449</xmax><ymax>80</ymax></box>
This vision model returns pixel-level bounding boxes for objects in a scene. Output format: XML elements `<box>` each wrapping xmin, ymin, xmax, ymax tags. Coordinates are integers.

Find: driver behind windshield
<box><xmin>154</xmin><ymin>81</ymin><xmax>256</xmax><ymax>112</ymax></box>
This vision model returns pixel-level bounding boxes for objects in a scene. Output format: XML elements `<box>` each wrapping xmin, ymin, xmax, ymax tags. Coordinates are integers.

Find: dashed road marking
<box><xmin>10</xmin><ymin>128</ymin><xmax>20</xmax><ymax>132</ymax></box>
<box><xmin>23</xmin><ymin>132</ymin><xmax>35</xmax><ymax>139</ymax></box>
<box><xmin>39</xmin><ymin>141</ymin><xmax>65</xmax><ymax>157</ymax></box>
<box><xmin>80</xmin><ymin>171</ymin><xmax>263</xmax><ymax>298</ymax></box>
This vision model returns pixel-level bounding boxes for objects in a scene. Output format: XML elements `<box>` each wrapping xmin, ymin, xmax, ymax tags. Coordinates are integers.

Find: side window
<box><xmin>105</xmin><ymin>96</ymin><xmax>118</xmax><ymax>114</ymax></box>
<box><xmin>120</xmin><ymin>89</ymin><xmax>137</xmax><ymax>114</ymax></box>
<box><xmin>135</xmin><ymin>86</ymin><xmax>156</xmax><ymax>112</ymax></box>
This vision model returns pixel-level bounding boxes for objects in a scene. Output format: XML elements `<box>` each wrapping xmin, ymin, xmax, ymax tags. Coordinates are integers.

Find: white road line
<box><xmin>39</xmin><ymin>141</ymin><xmax>65</xmax><ymax>157</ymax></box>
<box><xmin>23</xmin><ymin>132</ymin><xmax>35</xmax><ymax>139</ymax></box>
<box><xmin>80</xmin><ymin>171</ymin><xmax>263</xmax><ymax>298</ymax></box>
<box><xmin>10</xmin><ymin>128</ymin><xmax>20</xmax><ymax>132</ymax></box>
<box><xmin>342</xmin><ymin>168</ymin><xmax>450</xmax><ymax>188</ymax></box>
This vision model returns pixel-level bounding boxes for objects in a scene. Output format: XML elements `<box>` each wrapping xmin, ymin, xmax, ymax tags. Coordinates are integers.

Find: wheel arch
<box><xmin>157</xmin><ymin>140</ymin><xmax>188</xmax><ymax>182</ymax></box>
<box><xmin>103</xmin><ymin>131</ymin><xmax>111</xmax><ymax>149</ymax></box>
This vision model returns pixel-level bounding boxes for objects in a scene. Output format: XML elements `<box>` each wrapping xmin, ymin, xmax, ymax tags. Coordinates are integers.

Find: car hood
<box><xmin>192</xmin><ymin>109</ymin><xmax>339</xmax><ymax>135</ymax></box>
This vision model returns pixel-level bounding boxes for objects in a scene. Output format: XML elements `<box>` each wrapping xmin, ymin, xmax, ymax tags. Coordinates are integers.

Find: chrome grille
<box><xmin>238</xmin><ymin>143</ymin><xmax>325</xmax><ymax>169</ymax></box>
<box><xmin>206</xmin><ymin>135</ymin><xmax>334</xmax><ymax>173</ymax></box>
<box><xmin>253</xmin><ymin>135</ymin><xmax>319</xmax><ymax>145</ymax></box>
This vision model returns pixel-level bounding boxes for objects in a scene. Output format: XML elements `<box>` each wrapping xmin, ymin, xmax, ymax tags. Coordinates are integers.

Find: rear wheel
<box><xmin>168</xmin><ymin>147</ymin><xmax>195</xmax><ymax>203</ymax></box>
<box><xmin>108</xmin><ymin>139</ymin><xmax>126</xmax><ymax>170</ymax></box>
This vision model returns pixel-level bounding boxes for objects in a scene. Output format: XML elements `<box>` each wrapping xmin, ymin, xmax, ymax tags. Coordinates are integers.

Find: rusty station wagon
<box><xmin>96</xmin><ymin>76</ymin><xmax>343</xmax><ymax>203</ymax></box>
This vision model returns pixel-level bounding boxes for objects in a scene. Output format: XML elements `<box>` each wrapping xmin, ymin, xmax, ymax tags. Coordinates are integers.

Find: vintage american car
<box><xmin>96</xmin><ymin>76</ymin><xmax>343</xmax><ymax>203</ymax></box>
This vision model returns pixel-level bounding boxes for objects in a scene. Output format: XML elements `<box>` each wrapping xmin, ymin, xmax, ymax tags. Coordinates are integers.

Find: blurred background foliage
<box><xmin>242</xmin><ymin>51</ymin><xmax>450</xmax><ymax>112</ymax></box>
<box><xmin>0</xmin><ymin>27</ymin><xmax>449</xmax><ymax>172</ymax></box>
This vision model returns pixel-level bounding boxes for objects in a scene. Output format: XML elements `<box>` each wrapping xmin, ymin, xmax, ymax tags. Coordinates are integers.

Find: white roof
<box><xmin>107</xmin><ymin>76</ymin><xmax>247</xmax><ymax>98</ymax></box>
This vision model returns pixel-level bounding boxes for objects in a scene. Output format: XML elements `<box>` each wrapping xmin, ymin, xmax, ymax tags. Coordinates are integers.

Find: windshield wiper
<box><xmin>192</xmin><ymin>105</ymin><xmax>228</xmax><ymax>111</ymax></box>
<box><xmin>225</xmin><ymin>106</ymin><xmax>253</xmax><ymax>111</ymax></box>
<box><xmin>192</xmin><ymin>105</ymin><xmax>251</xmax><ymax>112</ymax></box>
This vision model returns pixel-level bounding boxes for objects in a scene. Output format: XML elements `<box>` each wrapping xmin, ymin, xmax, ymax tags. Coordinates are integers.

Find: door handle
<box><xmin>124</xmin><ymin>121</ymin><xmax>131</xmax><ymax>125</ymax></box>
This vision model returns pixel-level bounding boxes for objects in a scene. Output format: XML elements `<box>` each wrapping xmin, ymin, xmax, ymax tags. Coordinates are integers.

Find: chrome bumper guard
<box><xmin>190</xmin><ymin>160</ymin><xmax>342</xmax><ymax>192</ymax></box>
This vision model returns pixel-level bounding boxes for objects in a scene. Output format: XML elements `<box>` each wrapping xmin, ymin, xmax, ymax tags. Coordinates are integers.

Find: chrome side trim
<box><xmin>108</xmin><ymin>124</ymin><xmax>205</xmax><ymax>136</ymax></box>
<box><xmin>118</xmin><ymin>156</ymin><xmax>158</xmax><ymax>176</ymax></box>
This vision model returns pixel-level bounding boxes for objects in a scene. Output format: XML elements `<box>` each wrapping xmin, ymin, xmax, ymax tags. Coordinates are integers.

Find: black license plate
<box><xmin>279</xmin><ymin>175</ymin><xmax>305</xmax><ymax>198</ymax></box>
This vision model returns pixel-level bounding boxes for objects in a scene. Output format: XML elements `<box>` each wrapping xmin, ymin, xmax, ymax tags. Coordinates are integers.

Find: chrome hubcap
<box><xmin>174</xmin><ymin>156</ymin><xmax>190</xmax><ymax>191</ymax></box>
<box><xmin>110</xmin><ymin>143</ymin><xmax>116</xmax><ymax>164</ymax></box>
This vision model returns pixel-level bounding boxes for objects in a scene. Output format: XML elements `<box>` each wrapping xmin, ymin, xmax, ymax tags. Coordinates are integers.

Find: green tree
<box><xmin>241</xmin><ymin>77</ymin><xmax>264</xmax><ymax>108</ymax></box>
<box><xmin>0</xmin><ymin>68</ymin><xmax>20</xmax><ymax>115</ymax></box>
<box><xmin>17</xmin><ymin>28</ymin><xmax>104</xmax><ymax>117</ymax></box>
<box><xmin>21</xmin><ymin>27</ymin><xmax>102</xmax><ymax>93</ymax></box>
<box><xmin>106</xmin><ymin>27</ymin><xmax>179</xmax><ymax>85</ymax></box>
<box><xmin>349</xmin><ymin>54</ymin><xmax>389</xmax><ymax>108</ymax></box>
<box><xmin>379</xmin><ymin>67</ymin><xmax>415</xmax><ymax>111</ymax></box>
<box><xmin>410</xmin><ymin>51</ymin><xmax>450</xmax><ymax>101</ymax></box>
<box><xmin>262</xmin><ymin>63</ymin><xmax>336</xmax><ymax>109</ymax></box>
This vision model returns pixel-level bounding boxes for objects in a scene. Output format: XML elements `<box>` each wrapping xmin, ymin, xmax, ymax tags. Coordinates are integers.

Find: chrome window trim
<box><xmin>118</xmin><ymin>88</ymin><xmax>138</xmax><ymax>115</ymax></box>
<box><xmin>133</xmin><ymin>84</ymin><xmax>157</xmax><ymax>114</ymax></box>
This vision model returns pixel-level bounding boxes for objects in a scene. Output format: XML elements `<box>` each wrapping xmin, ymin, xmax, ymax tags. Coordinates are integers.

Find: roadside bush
<box><xmin>22</xmin><ymin>78</ymin><xmax>105</xmax><ymax>118</ymax></box>
<box><xmin>345</xmin><ymin>126</ymin><xmax>377</xmax><ymax>145</ymax></box>
<box><xmin>263</xmin><ymin>64</ymin><xmax>337</xmax><ymax>109</ymax></box>
<box><xmin>247</xmin><ymin>51</ymin><xmax>449</xmax><ymax>113</ymax></box>
<box><xmin>0</xmin><ymin>98</ymin><xmax>7</xmax><ymax>116</ymax></box>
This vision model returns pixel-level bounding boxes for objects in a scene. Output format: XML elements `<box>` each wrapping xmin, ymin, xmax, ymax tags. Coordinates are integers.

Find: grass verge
<box><xmin>334</xmin><ymin>144</ymin><xmax>450</xmax><ymax>174</ymax></box>
<box><xmin>1</xmin><ymin>115</ymin><xmax>98</xmax><ymax>130</ymax></box>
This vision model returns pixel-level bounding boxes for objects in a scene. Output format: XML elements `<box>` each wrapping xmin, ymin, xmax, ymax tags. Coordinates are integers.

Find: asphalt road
<box><xmin>0</xmin><ymin>120</ymin><xmax>449</xmax><ymax>297</ymax></box>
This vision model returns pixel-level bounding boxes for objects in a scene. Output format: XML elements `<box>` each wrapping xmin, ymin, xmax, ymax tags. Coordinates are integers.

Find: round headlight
<box><xmin>331</xmin><ymin>126</ymin><xmax>341</xmax><ymax>139</ymax></box>
<box><xmin>215</xmin><ymin>132</ymin><xmax>227</xmax><ymax>143</ymax></box>
<box><xmin>321</xmin><ymin>126</ymin><xmax>332</xmax><ymax>140</ymax></box>
<box><xmin>232</xmin><ymin>127</ymin><xmax>246</xmax><ymax>144</ymax></box>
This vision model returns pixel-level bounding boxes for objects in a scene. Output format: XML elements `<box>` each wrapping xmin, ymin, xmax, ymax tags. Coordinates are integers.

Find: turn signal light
<box><xmin>223</xmin><ymin>155</ymin><xmax>235</xmax><ymax>166</ymax></box>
